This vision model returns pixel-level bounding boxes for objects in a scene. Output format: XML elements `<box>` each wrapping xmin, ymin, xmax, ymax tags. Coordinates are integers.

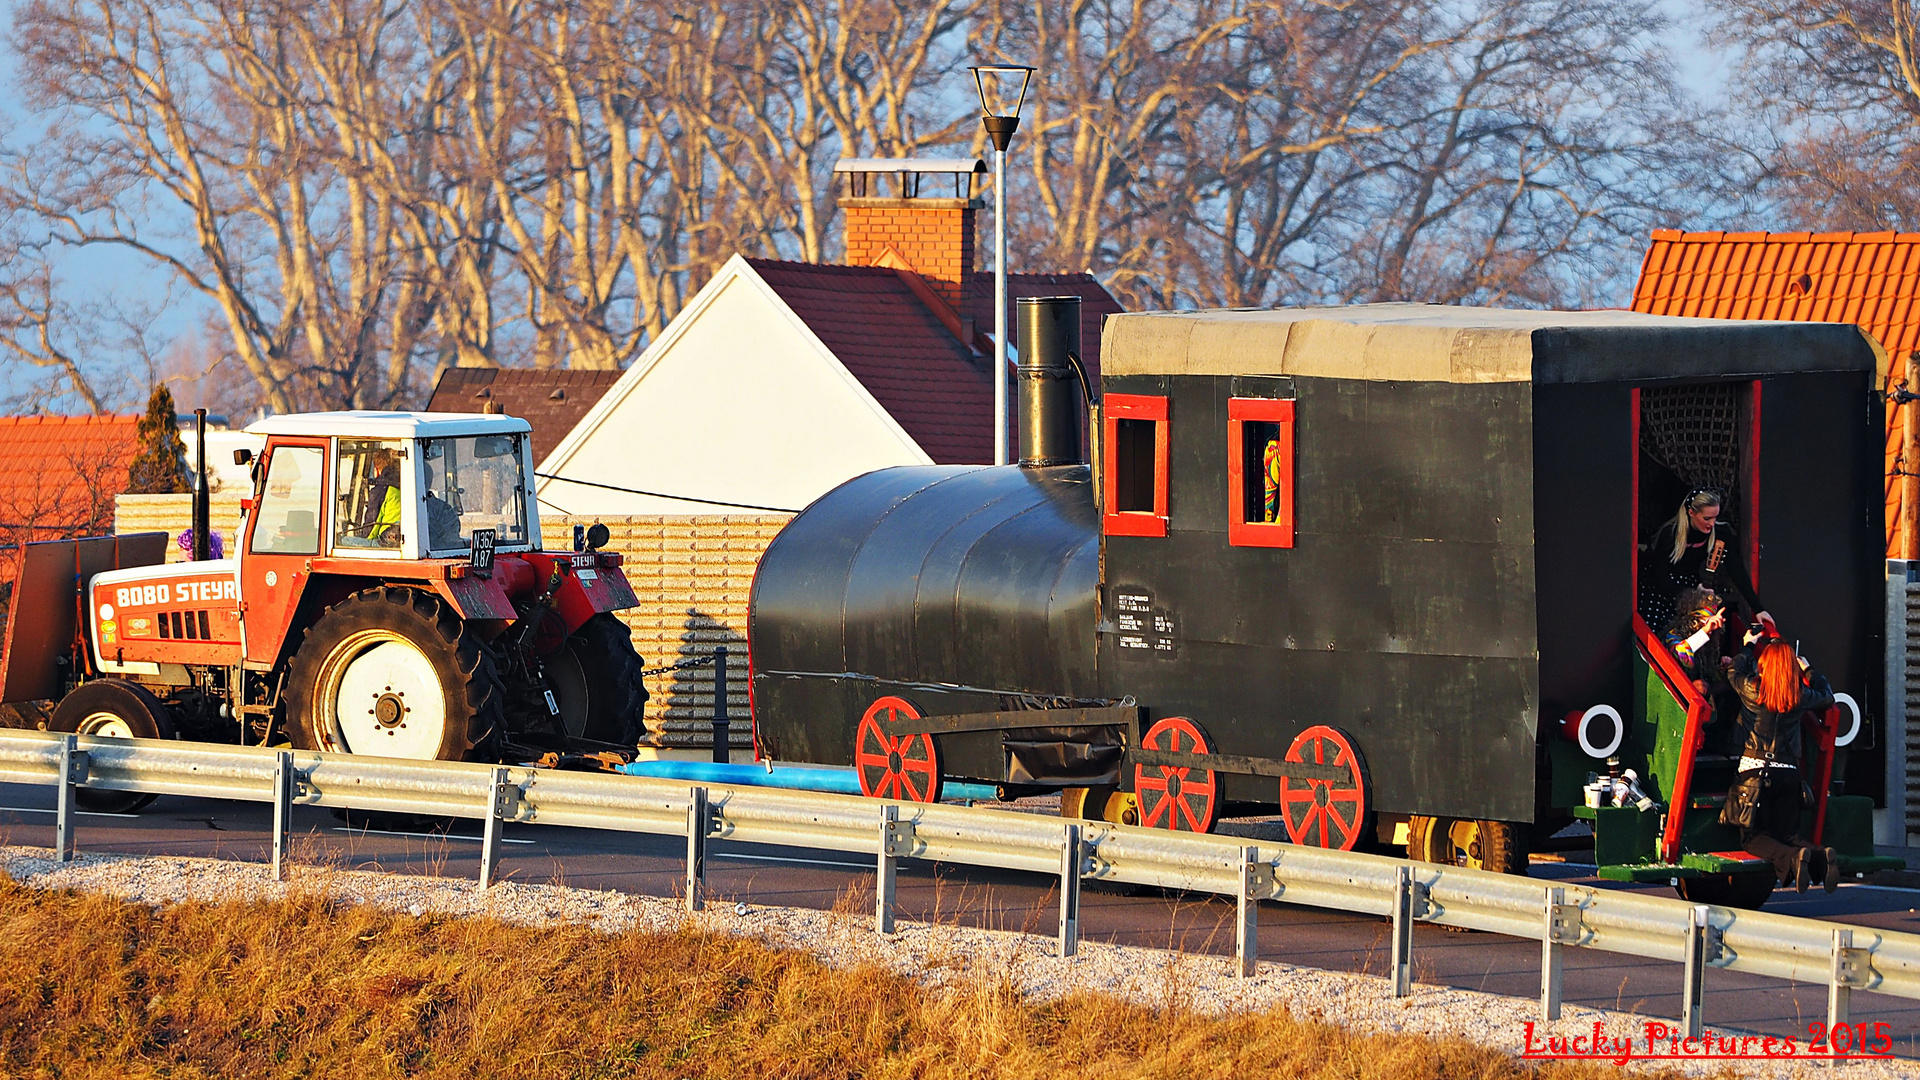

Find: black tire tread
<box><xmin>566</xmin><ymin>613</ymin><xmax>648</xmax><ymax>748</ymax></box>
<box><xmin>50</xmin><ymin>679</ymin><xmax>175</xmax><ymax>813</ymax></box>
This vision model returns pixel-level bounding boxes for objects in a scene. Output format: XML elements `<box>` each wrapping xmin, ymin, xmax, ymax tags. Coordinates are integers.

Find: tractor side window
<box><xmin>420</xmin><ymin>435</ymin><xmax>529</xmax><ymax>553</ymax></box>
<box><xmin>1227</xmin><ymin>398</ymin><xmax>1295</xmax><ymax>548</ymax></box>
<box><xmin>1102</xmin><ymin>394</ymin><xmax>1169</xmax><ymax>537</ymax></box>
<box><xmin>249</xmin><ymin>445</ymin><xmax>324</xmax><ymax>556</ymax></box>
<box><xmin>334</xmin><ymin>439</ymin><xmax>407</xmax><ymax>550</ymax></box>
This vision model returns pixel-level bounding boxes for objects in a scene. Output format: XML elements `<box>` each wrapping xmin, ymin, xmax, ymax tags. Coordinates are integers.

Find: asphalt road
<box><xmin>4</xmin><ymin>781</ymin><xmax>1918</xmax><ymax>1059</ymax></box>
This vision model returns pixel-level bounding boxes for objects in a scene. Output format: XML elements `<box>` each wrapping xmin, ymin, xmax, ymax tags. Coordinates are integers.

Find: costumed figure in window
<box><xmin>1639</xmin><ymin>489</ymin><xmax>1774</xmax><ymax>637</ymax></box>
<box><xmin>1262</xmin><ymin>433</ymin><xmax>1283</xmax><ymax>523</ymax></box>
<box><xmin>1722</xmin><ymin>640</ymin><xmax>1838</xmax><ymax>893</ymax></box>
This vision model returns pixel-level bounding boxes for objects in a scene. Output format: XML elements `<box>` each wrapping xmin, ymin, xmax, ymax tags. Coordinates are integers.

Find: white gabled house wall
<box><xmin>536</xmin><ymin>254</ymin><xmax>934</xmax><ymax>518</ymax></box>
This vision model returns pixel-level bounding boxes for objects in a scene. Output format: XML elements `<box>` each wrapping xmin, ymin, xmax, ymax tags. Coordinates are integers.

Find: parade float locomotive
<box><xmin>749</xmin><ymin>298</ymin><xmax>1904</xmax><ymax>907</ymax></box>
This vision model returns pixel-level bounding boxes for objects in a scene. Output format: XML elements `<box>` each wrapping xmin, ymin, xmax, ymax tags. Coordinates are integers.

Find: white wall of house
<box><xmin>535</xmin><ymin>256</ymin><xmax>933</xmax><ymax>518</ymax></box>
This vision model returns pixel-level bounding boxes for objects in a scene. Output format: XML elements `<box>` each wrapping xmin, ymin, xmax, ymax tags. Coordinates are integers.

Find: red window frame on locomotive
<box><xmin>1226</xmin><ymin>397</ymin><xmax>1295</xmax><ymax>548</ymax></box>
<box><xmin>1102</xmin><ymin>393</ymin><xmax>1170</xmax><ymax>537</ymax></box>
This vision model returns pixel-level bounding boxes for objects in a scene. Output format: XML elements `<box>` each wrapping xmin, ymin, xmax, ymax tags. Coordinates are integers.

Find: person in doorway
<box><xmin>1722</xmin><ymin>640</ymin><xmax>1838</xmax><ymax>893</ymax></box>
<box><xmin>1662</xmin><ymin>586</ymin><xmax>1733</xmax><ymax>699</ymax></box>
<box><xmin>1639</xmin><ymin>488</ymin><xmax>1775</xmax><ymax>635</ymax></box>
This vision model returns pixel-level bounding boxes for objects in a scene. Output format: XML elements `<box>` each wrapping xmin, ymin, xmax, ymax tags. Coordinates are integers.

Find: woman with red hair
<box><xmin>1723</xmin><ymin>640</ymin><xmax>1837</xmax><ymax>893</ymax></box>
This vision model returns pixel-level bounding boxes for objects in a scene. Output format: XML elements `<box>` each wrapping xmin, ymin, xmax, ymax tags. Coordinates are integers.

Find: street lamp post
<box><xmin>970</xmin><ymin>63</ymin><xmax>1034</xmax><ymax>467</ymax></box>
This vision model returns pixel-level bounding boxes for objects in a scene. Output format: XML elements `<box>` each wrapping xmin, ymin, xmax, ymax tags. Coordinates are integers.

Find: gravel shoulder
<box><xmin>1</xmin><ymin>843</ymin><xmax>1903</xmax><ymax>1079</ymax></box>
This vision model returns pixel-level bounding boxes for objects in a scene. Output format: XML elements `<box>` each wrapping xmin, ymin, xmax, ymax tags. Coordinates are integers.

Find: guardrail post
<box><xmin>1829</xmin><ymin>926</ymin><xmax>1868</xmax><ymax>1034</ymax></box>
<box><xmin>1390</xmin><ymin>864</ymin><xmax>1416</xmax><ymax>997</ymax></box>
<box><xmin>1682</xmin><ymin>904</ymin><xmax>1710</xmax><ymax>1037</ymax></box>
<box><xmin>479</xmin><ymin>766</ymin><xmax>511</xmax><ymax>889</ymax></box>
<box><xmin>1058</xmin><ymin>822</ymin><xmax>1082</xmax><ymax>958</ymax></box>
<box><xmin>54</xmin><ymin>734</ymin><xmax>88</xmax><ymax>864</ymax></box>
<box><xmin>686</xmin><ymin>785</ymin><xmax>710</xmax><ymax>912</ymax></box>
<box><xmin>1235</xmin><ymin>846</ymin><xmax>1259</xmax><ymax>977</ymax></box>
<box><xmin>875</xmin><ymin>804</ymin><xmax>909</xmax><ymax>934</ymax></box>
<box><xmin>1541</xmin><ymin>886</ymin><xmax>1577</xmax><ymax>1020</ymax></box>
<box><xmin>270</xmin><ymin>750</ymin><xmax>294</xmax><ymax>881</ymax></box>
<box><xmin>711</xmin><ymin>647</ymin><xmax>729</xmax><ymax>765</ymax></box>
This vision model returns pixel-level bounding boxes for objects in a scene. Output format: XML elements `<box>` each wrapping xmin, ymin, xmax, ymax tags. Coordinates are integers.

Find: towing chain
<box><xmin>637</xmin><ymin>654</ymin><xmax>722</xmax><ymax>679</ymax></box>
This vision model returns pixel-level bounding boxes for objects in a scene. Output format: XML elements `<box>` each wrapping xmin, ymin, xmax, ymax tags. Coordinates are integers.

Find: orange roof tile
<box><xmin>1631</xmin><ymin>230</ymin><xmax>1920</xmax><ymax>554</ymax></box>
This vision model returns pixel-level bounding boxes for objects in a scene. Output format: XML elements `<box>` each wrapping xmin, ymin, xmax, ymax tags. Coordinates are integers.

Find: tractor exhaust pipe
<box><xmin>1016</xmin><ymin>296</ymin><xmax>1085</xmax><ymax>467</ymax></box>
<box><xmin>192</xmin><ymin>408</ymin><xmax>210</xmax><ymax>561</ymax></box>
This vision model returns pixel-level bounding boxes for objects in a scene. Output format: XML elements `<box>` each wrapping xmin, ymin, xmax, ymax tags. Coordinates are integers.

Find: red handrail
<box><xmin>1632</xmin><ymin>614</ymin><xmax>1711</xmax><ymax>861</ymax></box>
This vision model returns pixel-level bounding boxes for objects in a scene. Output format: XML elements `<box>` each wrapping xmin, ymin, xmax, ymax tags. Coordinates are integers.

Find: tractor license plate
<box><xmin>469</xmin><ymin>529</ymin><xmax>496</xmax><ymax>573</ymax></box>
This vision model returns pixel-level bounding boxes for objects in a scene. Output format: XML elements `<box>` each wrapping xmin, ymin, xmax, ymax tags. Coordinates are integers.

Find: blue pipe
<box><xmin>617</xmin><ymin>759</ymin><xmax>1000</xmax><ymax>802</ymax></box>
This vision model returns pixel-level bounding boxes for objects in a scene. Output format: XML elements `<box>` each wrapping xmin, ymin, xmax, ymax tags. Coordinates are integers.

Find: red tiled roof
<box><xmin>1630</xmin><ymin>229</ymin><xmax>1918</xmax><ymax>554</ymax></box>
<box><xmin>424</xmin><ymin>368</ymin><xmax>622</xmax><ymax>463</ymax></box>
<box><xmin>0</xmin><ymin>416</ymin><xmax>139</xmax><ymax>551</ymax></box>
<box><xmin>746</xmin><ymin>259</ymin><xmax>1123</xmax><ymax>464</ymax></box>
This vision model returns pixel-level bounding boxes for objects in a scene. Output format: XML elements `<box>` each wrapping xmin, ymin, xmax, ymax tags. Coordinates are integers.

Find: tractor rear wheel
<box><xmin>1407</xmin><ymin>815</ymin><xmax>1530</xmax><ymax>875</ymax></box>
<box><xmin>286</xmin><ymin>587</ymin><xmax>503</xmax><ymax>761</ymax></box>
<box><xmin>50</xmin><ymin>679</ymin><xmax>175</xmax><ymax>813</ymax></box>
<box><xmin>545</xmin><ymin>613</ymin><xmax>648</xmax><ymax>749</ymax></box>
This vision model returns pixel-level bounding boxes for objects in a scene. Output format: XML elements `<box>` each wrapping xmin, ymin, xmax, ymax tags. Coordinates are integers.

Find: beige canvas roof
<box><xmin>1100</xmin><ymin>303</ymin><xmax>1884</xmax><ymax>385</ymax></box>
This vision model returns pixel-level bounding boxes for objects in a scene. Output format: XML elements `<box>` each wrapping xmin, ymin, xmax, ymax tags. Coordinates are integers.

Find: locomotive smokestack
<box><xmin>1016</xmin><ymin>296</ymin><xmax>1083</xmax><ymax>467</ymax></box>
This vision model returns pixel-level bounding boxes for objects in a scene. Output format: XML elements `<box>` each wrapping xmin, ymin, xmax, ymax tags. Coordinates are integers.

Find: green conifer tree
<box><xmin>126</xmin><ymin>386</ymin><xmax>189</xmax><ymax>495</ymax></box>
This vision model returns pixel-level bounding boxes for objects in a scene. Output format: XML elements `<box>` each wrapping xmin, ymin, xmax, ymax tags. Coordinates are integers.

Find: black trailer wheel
<box><xmin>286</xmin><ymin>587</ymin><xmax>504</xmax><ymax>761</ymax></box>
<box><xmin>546</xmin><ymin>613</ymin><xmax>648</xmax><ymax>749</ymax></box>
<box><xmin>1408</xmin><ymin>816</ymin><xmax>1529</xmax><ymax>875</ymax></box>
<box><xmin>855</xmin><ymin>696</ymin><xmax>943</xmax><ymax>802</ymax></box>
<box><xmin>50</xmin><ymin>679</ymin><xmax>176</xmax><ymax>813</ymax></box>
<box><xmin>1135</xmin><ymin>716</ymin><xmax>1218</xmax><ymax>832</ymax></box>
<box><xmin>1675</xmin><ymin>872</ymin><xmax>1774</xmax><ymax>910</ymax></box>
<box><xmin>1279</xmin><ymin>725</ymin><xmax>1370</xmax><ymax>850</ymax></box>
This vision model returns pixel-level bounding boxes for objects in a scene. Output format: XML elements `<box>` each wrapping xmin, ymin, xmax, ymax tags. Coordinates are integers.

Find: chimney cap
<box><xmin>834</xmin><ymin>157</ymin><xmax>986</xmax><ymax>175</ymax></box>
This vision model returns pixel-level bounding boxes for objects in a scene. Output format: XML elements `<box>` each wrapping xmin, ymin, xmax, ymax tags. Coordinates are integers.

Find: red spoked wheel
<box><xmin>1279</xmin><ymin>725</ymin><xmax>1370</xmax><ymax>850</ymax></box>
<box><xmin>1134</xmin><ymin>716</ymin><xmax>1218</xmax><ymax>832</ymax></box>
<box><xmin>854</xmin><ymin>696</ymin><xmax>943</xmax><ymax>803</ymax></box>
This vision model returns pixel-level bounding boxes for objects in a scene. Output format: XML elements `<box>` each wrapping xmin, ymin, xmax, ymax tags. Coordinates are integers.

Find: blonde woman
<box><xmin>1638</xmin><ymin>489</ymin><xmax>1774</xmax><ymax>635</ymax></box>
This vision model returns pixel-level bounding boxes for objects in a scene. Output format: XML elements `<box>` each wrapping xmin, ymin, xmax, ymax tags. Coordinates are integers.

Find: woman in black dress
<box><xmin>1639</xmin><ymin>488</ymin><xmax>1775</xmax><ymax>637</ymax></box>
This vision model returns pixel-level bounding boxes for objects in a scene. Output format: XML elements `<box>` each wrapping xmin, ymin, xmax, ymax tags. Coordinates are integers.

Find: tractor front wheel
<box><xmin>286</xmin><ymin>587</ymin><xmax>504</xmax><ymax>761</ymax></box>
<box><xmin>50</xmin><ymin>679</ymin><xmax>176</xmax><ymax>813</ymax></box>
<box><xmin>1407</xmin><ymin>815</ymin><xmax>1530</xmax><ymax>875</ymax></box>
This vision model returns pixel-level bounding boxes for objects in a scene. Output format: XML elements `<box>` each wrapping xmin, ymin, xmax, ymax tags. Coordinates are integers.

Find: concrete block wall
<box><xmin>114</xmin><ymin>493</ymin><xmax>247</xmax><ymax>561</ymax></box>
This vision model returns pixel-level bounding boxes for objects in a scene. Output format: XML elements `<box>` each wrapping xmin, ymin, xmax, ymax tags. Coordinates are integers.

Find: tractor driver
<box><xmin>356</xmin><ymin>448</ymin><xmax>403</xmax><ymax>547</ymax></box>
<box><xmin>422</xmin><ymin>461</ymin><xmax>463</xmax><ymax>550</ymax></box>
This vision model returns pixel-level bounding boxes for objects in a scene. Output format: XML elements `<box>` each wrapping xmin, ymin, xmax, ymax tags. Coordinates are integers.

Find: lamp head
<box><xmin>970</xmin><ymin>64</ymin><xmax>1034</xmax><ymax>151</ymax></box>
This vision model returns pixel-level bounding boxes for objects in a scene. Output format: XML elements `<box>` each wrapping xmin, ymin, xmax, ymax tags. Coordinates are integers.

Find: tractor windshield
<box><xmin>419</xmin><ymin>434</ymin><xmax>529</xmax><ymax>553</ymax></box>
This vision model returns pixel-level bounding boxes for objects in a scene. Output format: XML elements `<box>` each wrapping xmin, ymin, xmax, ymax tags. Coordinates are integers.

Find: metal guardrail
<box><xmin>1</xmin><ymin>728</ymin><xmax>1915</xmax><ymax>1040</ymax></box>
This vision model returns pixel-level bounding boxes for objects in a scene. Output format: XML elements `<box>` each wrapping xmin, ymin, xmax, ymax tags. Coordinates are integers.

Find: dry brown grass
<box><xmin>0</xmin><ymin>875</ymin><xmax>1685</xmax><ymax>1080</ymax></box>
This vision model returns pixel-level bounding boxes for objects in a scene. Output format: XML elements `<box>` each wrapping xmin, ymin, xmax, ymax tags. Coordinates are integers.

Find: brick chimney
<box><xmin>836</xmin><ymin>158</ymin><xmax>985</xmax><ymax>311</ymax></box>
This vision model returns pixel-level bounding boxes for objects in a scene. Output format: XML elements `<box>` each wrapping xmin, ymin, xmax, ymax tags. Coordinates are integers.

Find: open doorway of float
<box><xmin>1630</xmin><ymin>380</ymin><xmax>1763</xmax><ymax>616</ymax></box>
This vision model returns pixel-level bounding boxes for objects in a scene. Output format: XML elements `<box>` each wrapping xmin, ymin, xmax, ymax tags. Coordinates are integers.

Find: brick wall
<box><xmin>113</xmin><ymin>495</ymin><xmax>790</xmax><ymax>758</ymax></box>
<box><xmin>840</xmin><ymin>196</ymin><xmax>977</xmax><ymax>309</ymax></box>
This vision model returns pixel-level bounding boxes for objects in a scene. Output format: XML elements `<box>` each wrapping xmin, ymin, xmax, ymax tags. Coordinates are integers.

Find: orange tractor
<box><xmin>0</xmin><ymin>411</ymin><xmax>648</xmax><ymax>811</ymax></box>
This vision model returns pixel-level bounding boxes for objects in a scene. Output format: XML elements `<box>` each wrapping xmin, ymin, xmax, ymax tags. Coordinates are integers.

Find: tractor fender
<box><xmin>433</xmin><ymin>571</ymin><xmax>519</xmax><ymax>621</ymax></box>
<box><xmin>519</xmin><ymin>552</ymin><xmax>638</xmax><ymax>632</ymax></box>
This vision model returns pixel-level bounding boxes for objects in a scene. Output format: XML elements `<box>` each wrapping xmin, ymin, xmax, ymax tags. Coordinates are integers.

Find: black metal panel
<box><xmin>1098</xmin><ymin>373</ymin><xmax>1540</xmax><ymax>823</ymax></box>
<box><xmin>1756</xmin><ymin>371</ymin><xmax>1885</xmax><ymax>800</ymax></box>
<box><xmin>1532</xmin><ymin>383</ymin><xmax>1634</xmax><ymax>720</ymax></box>
<box><xmin>749</xmin><ymin>463</ymin><xmax>1100</xmax><ymax>774</ymax></box>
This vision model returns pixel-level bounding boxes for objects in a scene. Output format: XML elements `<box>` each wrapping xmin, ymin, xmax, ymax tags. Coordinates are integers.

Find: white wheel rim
<box><xmin>1577</xmin><ymin>704</ymin><xmax>1624</xmax><ymax>759</ymax></box>
<box><xmin>79</xmin><ymin>711</ymin><xmax>135</xmax><ymax>739</ymax></box>
<box><xmin>1833</xmin><ymin>693</ymin><xmax>1862</xmax><ymax>748</ymax></box>
<box><xmin>318</xmin><ymin>630</ymin><xmax>449</xmax><ymax>759</ymax></box>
